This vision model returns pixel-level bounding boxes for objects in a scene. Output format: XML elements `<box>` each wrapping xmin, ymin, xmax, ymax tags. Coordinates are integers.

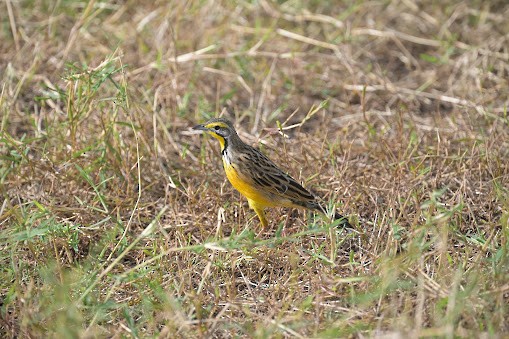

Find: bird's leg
<box><xmin>248</xmin><ymin>199</ymin><xmax>268</xmax><ymax>229</ymax></box>
<box><xmin>255</xmin><ymin>208</ymin><xmax>268</xmax><ymax>229</ymax></box>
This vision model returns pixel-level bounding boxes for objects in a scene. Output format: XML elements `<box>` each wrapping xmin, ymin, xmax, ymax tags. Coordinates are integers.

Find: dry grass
<box><xmin>1</xmin><ymin>0</ymin><xmax>508</xmax><ymax>338</ymax></box>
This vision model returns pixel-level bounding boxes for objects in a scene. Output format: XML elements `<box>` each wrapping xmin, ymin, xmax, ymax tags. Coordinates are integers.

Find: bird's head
<box><xmin>193</xmin><ymin>118</ymin><xmax>237</xmax><ymax>150</ymax></box>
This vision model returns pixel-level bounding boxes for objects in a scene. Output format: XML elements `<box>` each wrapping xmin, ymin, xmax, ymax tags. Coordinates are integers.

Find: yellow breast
<box><xmin>223</xmin><ymin>159</ymin><xmax>279</xmax><ymax>208</ymax></box>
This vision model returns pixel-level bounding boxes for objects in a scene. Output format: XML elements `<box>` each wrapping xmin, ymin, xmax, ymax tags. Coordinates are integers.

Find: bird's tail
<box><xmin>306</xmin><ymin>201</ymin><xmax>352</xmax><ymax>228</ymax></box>
<box><xmin>331</xmin><ymin>210</ymin><xmax>352</xmax><ymax>228</ymax></box>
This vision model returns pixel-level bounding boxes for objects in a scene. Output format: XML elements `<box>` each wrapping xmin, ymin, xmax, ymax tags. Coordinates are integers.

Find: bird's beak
<box><xmin>193</xmin><ymin>124</ymin><xmax>207</xmax><ymax>131</ymax></box>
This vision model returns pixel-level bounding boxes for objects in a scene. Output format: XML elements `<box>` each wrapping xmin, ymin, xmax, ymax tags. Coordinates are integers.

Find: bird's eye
<box><xmin>214</xmin><ymin>126</ymin><xmax>220</xmax><ymax>130</ymax></box>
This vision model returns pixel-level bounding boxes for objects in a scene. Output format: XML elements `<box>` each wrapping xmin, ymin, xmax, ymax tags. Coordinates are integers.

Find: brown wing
<box><xmin>237</xmin><ymin>146</ymin><xmax>317</xmax><ymax>206</ymax></box>
<box><xmin>234</xmin><ymin>145</ymin><xmax>352</xmax><ymax>227</ymax></box>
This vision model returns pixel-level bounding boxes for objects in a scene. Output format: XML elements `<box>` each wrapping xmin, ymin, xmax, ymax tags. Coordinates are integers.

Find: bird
<box><xmin>193</xmin><ymin>117</ymin><xmax>351</xmax><ymax>229</ymax></box>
